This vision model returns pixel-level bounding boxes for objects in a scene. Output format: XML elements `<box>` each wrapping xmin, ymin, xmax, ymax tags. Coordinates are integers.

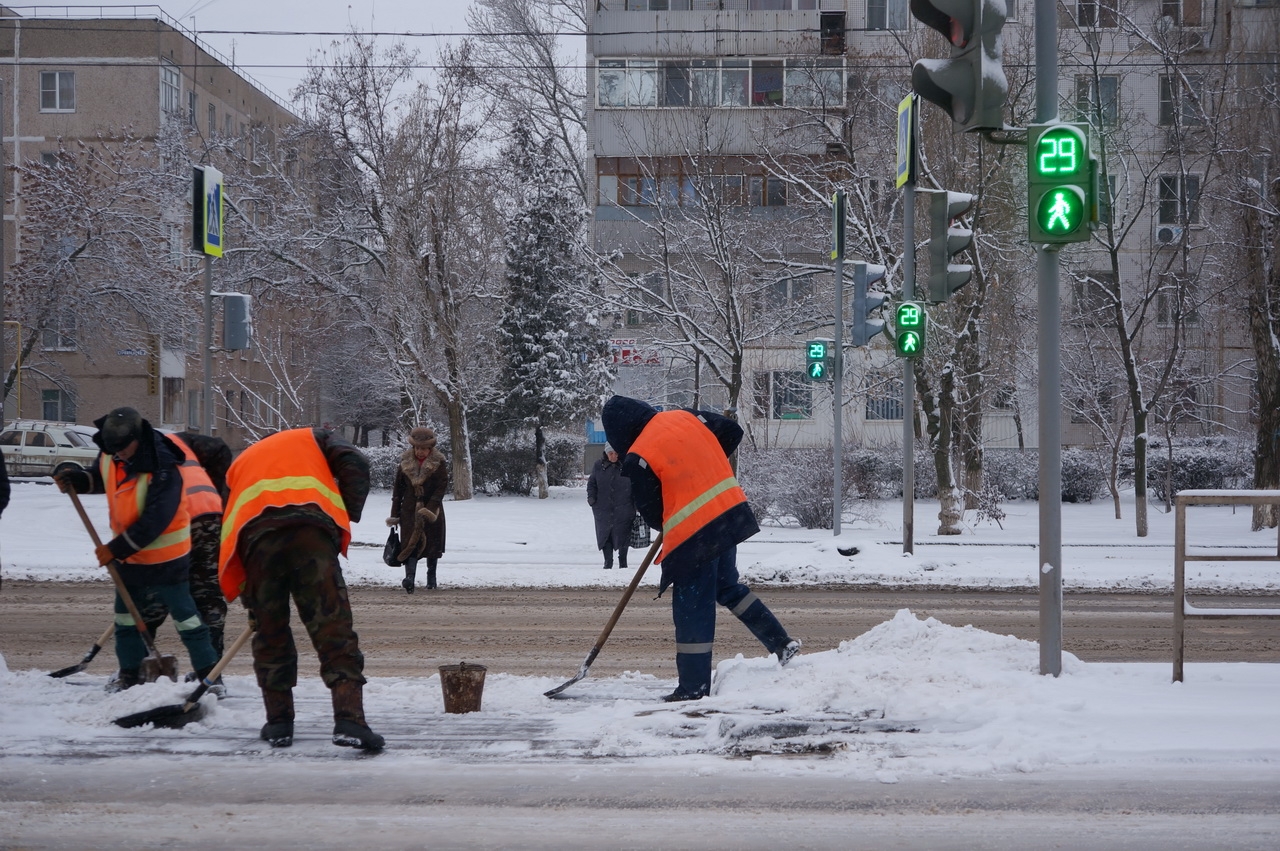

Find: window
<box><xmin>208</xmin><ymin>103</ymin><xmax>217</xmax><ymax>136</ymax></box>
<box><xmin>40</xmin><ymin>71</ymin><xmax>75</xmax><ymax>112</ymax></box>
<box><xmin>162</xmin><ymin>377</ymin><xmax>185</xmax><ymax>424</ymax></box>
<box><xmin>1097</xmin><ymin>173</ymin><xmax>1116</xmax><ymax>225</ymax></box>
<box><xmin>225</xmin><ymin>113</ymin><xmax>233</xmax><ymax>137</ymax></box>
<box><xmin>1077</xmin><ymin>0</ymin><xmax>1118</xmax><ymax>27</ymax></box>
<box><xmin>1160</xmin><ymin>0</ymin><xmax>1202</xmax><ymax>26</ymax></box>
<box><xmin>867</xmin><ymin>0</ymin><xmax>908</xmax><ymax>30</ymax></box>
<box><xmin>626</xmin><ymin>61</ymin><xmax>658</xmax><ymax>107</ymax></box>
<box><xmin>768</xmin><ymin>371</ymin><xmax>812</xmax><ymax>420</ymax></box>
<box><xmin>1071</xmin><ymin>384</ymin><xmax>1115</xmax><ymax>423</ymax></box>
<box><xmin>41</xmin><ymin>312</ymin><xmax>77</xmax><ymax>351</ymax></box>
<box><xmin>160</xmin><ymin>62</ymin><xmax>181</xmax><ymax>115</ymax></box>
<box><xmin>1158</xmin><ymin>174</ymin><xmax>1200</xmax><ymax>225</ymax></box>
<box><xmin>1157</xmin><ymin>274</ymin><xmax>1201</xmax><ymax>326</ymax></box>
<box><xmin>1157</xmin><ymin>377</ymin><xmax>1200</xmax><ymax>424</ymax></box>
<box><xmin>994</xmin><ymin>385</ymin><xmax>1017</xmax><ymax>410</ymax></box>
<box><xmin>188</xmin><ymin>90</ymin><xmax>197</xmax><ymax>126</ymax></box>
<box><xmin>1075</xmin><ymin>75</ymin><xmax>1119</xmax><ymax>126</ymax></box>
<box><xmin>1159</xmin><ymin>74</ymin><xmax>1205</xmax><ymax>126</ymax></box>
<box><xmin>1073</xmin><ymin>272</ymin><xmax>1114</xmax><ymax>319</ymax></box>
<box><xmin>752</xmin><ymin>61</ymin><xmax>784</xmax><ymax>106</ymax></box>
<box><xmin>598</xmin><ymin>58</ymin><xmax>844</xmax><ymax>109</ymax></box>
<box><xmin>783</xmin><ymin>59</ymin><xmax>844</xmax><ymax>107</ymax></box>
<box><xmin>42</xmin><ymin>389</ymin><xmax>76</xmax><ymax>422</ymax></box>
<box><xmin>625</xmin><ymin>273</ymin><xmax>665</xmax><ymax>326</ymax></box>
<box><xmin>40</xmin><ymin>152</ymin><xmax>59</xmax><ymax>168</ymax></box>
<box><xmin>865</xmin><ymin>378</ymin><xmax>903</xmax><ymax>421</ymax></box>
<box><xmin>720</xmin><ymin>60</ymin><xmax>749</xmax><ymax>106</ymax></box>
<box><xmin>188</xmin><ymin>389</ymin><xmax>201</xmax><ymax>430</ymax></box>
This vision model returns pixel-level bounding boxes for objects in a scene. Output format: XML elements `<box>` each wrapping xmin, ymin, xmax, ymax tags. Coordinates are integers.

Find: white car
<box><xmin>0</xmin><ymin>420</ymin><xmax>100</xmax><ymax>478</ymax></box>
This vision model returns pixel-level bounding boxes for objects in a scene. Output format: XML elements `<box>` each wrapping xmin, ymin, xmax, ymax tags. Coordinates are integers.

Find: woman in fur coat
<box><xmin>386</xmin><ymin>427</ymin><xmax>449</xmax><ymax>592</ymax></box>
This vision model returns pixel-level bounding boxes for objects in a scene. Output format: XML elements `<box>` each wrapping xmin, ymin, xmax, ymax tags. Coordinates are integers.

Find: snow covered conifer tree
<box><xmin>498</xmin><ymin>124</ymin><xmax>614</xmax><ymax>497</ymax></box>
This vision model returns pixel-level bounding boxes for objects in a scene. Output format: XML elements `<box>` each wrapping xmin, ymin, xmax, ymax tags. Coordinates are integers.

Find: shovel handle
<box><xmin>66</xmin><ymin>489</ymin><xmax>160</xmax><ymax>654</ymax></box>
<box><xmin>589</xmin><ymin>531</ymin><xmax>662</xmax><ymax>651</ymax></box>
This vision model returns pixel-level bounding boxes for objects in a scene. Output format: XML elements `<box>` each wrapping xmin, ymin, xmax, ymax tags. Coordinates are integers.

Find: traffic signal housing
<box><xmin>1027</xmin><ymin>123</ymin><xmax>1094</xmax><ymax>245</ymax></box>
<box><xmin>923</xmin><ymin>189</ymin><xmax>975</xmax><ymax>303</ymax></box>
<box><xmin>806</xmin><ymin>339</ymin><xmax>835</xmax><ymax>381</ymax></box>
<box><xmin>894</xmin><ymin>302</ymin><xmax>927</xmax><ymax>358</ymax></box>
<box><xmin>910</xmin><ymin>0</ymin><xmax>1008</xmax><ymax>132</ymax></box>
<box><xmin>851</xmin><ymin>261</ymin><xmax>888</xmax><ymax>347</ymax></box>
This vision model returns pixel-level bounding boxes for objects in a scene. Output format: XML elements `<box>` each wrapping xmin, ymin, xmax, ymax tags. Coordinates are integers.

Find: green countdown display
<box><xmin>894</xmin><ymin>301</ymin><xmax>926</xmax><ymax>358</ymax></box>
<box><xmin>1027</xmin><ymin>123</ymin><xmax>1093</xmax><ymax>245</ymax></box>
<box><xmin>806</xmin><ymin>339</ymin><xmax>834</xmax><ymax>381</ymax></box>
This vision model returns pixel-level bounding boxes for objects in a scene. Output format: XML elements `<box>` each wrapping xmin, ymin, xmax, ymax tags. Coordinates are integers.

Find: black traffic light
<box><xmin>1027</xmin><ymin>123</ymin><xmax>1094</xmax><ymax>245</ymax></box>
<box><xmin>894</xmin><ymin>302</ymin><xmax>927</xmax><ymax>358</ymax></box>
<box><xmin>909</xmin><ymin>0</ymin><xmax>1008</xmax><ymax>132</ymax></box>
<box><xmin>851</xmin><ymin>262</ymin><xmax>888</xmax><ymax>347</ymax></box>
<box><xmin>922</xmin><ymin>189</ymin><xmax>975</xmax><ymax>303</ymax></box>
<box><xmin>806</xmin><ymin>339</ymin><xmax>835</xmax><ymax>381</ymax></box>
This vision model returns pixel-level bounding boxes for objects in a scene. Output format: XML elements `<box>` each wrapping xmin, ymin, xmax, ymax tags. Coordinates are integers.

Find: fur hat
<box><xmin>603</xmin><ymin>442</ymin><xmax>614</xmax><ymax>454</ymax></box>
<box><xmin>409</xmin><ymin>427</ymin><xmax>437</xmax><ymax>450</ymax></box>
<box><xmin>96</xmin><ymin>406</ymin><xmax>144</xmax><ymax>454</ymax></box>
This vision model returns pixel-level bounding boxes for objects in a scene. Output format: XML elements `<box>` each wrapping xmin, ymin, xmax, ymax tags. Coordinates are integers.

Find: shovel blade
<box><xmin>114</xmin><ymin>700</ymin><xmax>205</xmax><ymax>730</ymax></box>
<box><xmin>48</xmin><ymin>661</ymin><xmax>90</xmax><ymax>678</ymax></box>
<box><xmin>141</xmin><ymin>653</ymin><xmax>179</xmax><ymax>683</ymax></box>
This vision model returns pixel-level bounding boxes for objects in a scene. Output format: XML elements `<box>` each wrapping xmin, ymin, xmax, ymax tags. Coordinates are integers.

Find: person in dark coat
<box><xmin>587</xmin><ymin>443</ymin><xmax>635</xmax><ymax>570</ymax></box>
<box><xmin>0</xmin><ymin>451</ymin><xmax>8</xmax><ymax>591</ymax></box>
<box><xmin>387</xmin><ymin>427</ymin><xmax>448</xmax><ymax>592</ymax></box>
<box><xmin>602</xmin><ymin>395</ymin><xmax>800</xmax><ymax>702</ymax></box>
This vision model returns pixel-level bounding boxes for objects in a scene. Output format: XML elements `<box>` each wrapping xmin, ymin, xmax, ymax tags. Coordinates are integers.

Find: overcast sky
<box><xmin>161</xmin><ymin>0</ymin><xmax>476</xmax><ymax>104</ymax></box>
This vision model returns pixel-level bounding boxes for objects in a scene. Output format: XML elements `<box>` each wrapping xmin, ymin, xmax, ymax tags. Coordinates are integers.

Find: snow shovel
<box><xmin>66</xmin><ymin>489</ymin><xmax>177</xmax><ymax>683</ymax></box>
<box><xmin>113</xmin><ymin>624</ymin><xmax>252</xmax><ymax>729</ymax></box>
<box><xmin>544</xmin><ymin>531</ymin><xmax>663</xmax><ymax>697</ymax></box>
<box><xmin>48</xmin><ymin>621</ymin><xmax>116</xmax><ymax>678</ymax></box>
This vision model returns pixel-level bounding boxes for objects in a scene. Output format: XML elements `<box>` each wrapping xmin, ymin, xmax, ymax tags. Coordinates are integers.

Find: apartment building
<box><xmin>0</xmin><ymin>6</ymin><xmax>302</xmax><ymax>448</ymax></box>
<box><xmin>587</xmin><ymin>0</ymin><xmax>1276</xmax><ymax>455</ymax></box>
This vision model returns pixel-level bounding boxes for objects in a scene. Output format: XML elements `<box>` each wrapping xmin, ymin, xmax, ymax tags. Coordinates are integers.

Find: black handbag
<box><xmin>383</xmin><ymin>528</ymin><xmax>402</xmax><ymax>566</ymax></box>
<box><xmin>629</xmin><ymin>513</ymin><xmax>651</xmax><ymax>549</ymax></box>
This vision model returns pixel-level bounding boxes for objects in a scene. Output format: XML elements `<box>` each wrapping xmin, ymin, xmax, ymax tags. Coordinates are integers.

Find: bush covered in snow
<box><xmin>1138</xmin><ymin>436</ymin><xmax>1253</xmax><ymax>500</ymax></box>
<box><xmin>470</xmin><ymin>433</ymin><xmax>582</xmax><ymax>495</ymax></box>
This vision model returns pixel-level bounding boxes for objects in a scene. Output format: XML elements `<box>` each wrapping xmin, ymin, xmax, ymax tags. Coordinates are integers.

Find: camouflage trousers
<box><xmin>139</xmin><ymin>515</ymin><xmax>228</xmax><ymax>657</ymax></box>
<box><xmin>238</xmin><ymin>522</ymin><xmax>367</xmax><ymax>693</ymax></box>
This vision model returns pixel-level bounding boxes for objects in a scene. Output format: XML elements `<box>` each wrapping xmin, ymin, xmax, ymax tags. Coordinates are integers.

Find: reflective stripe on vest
<box><xmin>628</xmin><ymin>410</ymin><xmax>748</xmax><ymax>564</ymax></box>
<box><xmin>167</xmin><ymin>433</ymin><xmax>223</xmax><ymax>518</ymax></box>
<box><xmin>99</xmin><ymin>452</ymin><xmax>192</xmax><ymax>565</ymax></box>
<box><xmin>218</xmin><ymin>429</ymin><xmax>350</xmax><ymax>602</ymax></box>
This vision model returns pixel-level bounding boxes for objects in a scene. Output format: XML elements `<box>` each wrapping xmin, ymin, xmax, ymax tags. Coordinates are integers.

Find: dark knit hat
<box><xmin>409</xmin><ymin>427</ymin><xmax>437</xmax><ymax>450</ymax></box>
<box><xmin>97</xmin><ymin>407</ymin><xmax>143</xmax><ymax>454</ymax></box>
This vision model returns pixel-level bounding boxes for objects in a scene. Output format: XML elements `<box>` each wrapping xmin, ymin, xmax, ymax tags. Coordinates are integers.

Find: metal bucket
<box><xmin>439</xmin><ymin>662</ymin><xmax>487</xmax><ymax>714</ymax></box>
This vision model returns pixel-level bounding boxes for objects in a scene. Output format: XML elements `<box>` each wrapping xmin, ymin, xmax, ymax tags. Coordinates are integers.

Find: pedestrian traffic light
<box><xmin>851</xmin><ymin>262</ymin><xmax>888</xmax><ymax>347</ymax></box>
<box><xmin>1027</xmin><ymin>123</ymin><xmax>1094</xmax><ymax>245</ymax></box>
<box><xmin>805</xmin><ymin>339</ymin><xmax>835</xmax><ymax>381</ymax></box>
<box><xmin>894</xmin><ymin>302</ymin><xmax>927</xmax><ymax>358</ymax></box>
<box><xmin>922</xmin><ymin>189</ymin><xmax>975</xmax><ymax>303</ymax></box>
<box><xmin>910</xmin><ymin>0</ymin><xmax>1008</xmax><ymax>132</ymax></box>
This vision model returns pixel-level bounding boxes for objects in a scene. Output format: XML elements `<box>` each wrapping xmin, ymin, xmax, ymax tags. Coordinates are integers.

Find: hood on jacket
<box><xmin>601</xmin><ymin>395</ymin><xmax>658</xmax><ymax>456</ymax></box>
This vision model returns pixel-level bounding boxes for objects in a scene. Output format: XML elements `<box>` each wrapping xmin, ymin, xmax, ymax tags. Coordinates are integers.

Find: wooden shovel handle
<box><xmin>589</xmin><ymin>531</ymin><xmax>662</xmax><ymax>651</ymax></box>
<box><xmin>66</xmin><ymin>489</ymin><xmax>160</xmax><ymax>654</ymax></box>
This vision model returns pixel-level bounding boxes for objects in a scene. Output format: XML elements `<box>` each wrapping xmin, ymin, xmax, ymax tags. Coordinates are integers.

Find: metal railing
<box><xmin>1173</xmin><ymin>489</ymin><xmax>1280</xmax><ymax>681</ymax></box>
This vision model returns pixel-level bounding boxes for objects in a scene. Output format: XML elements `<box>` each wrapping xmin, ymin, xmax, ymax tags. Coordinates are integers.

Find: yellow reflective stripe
<box><xmin>222</xmin><ymin>474</ymin><xmax>347</xmax><ymax>542</ymax></box>
<box><xmin>114</xmin><ymin>612</ymin><xmax>135</xmax><ymax>627</ymax></box>
<box><xmin>173</xmin><ymin>614</ymin><xmax>203</xmax><ymax>632</ymax></box>
<box><xmin>141</xmin><ymin>526</ymin><xmax>190</xmax><ymax>552</ymax></box>
<box><xmin>662</xmin><ymin>477</ymin><xmax>740</xmax><ymax>537</ymax></box>
<box><xmin>187</xmin><ymin>484</ymin><xmax>219</xmax><ymax>495</ymax></box>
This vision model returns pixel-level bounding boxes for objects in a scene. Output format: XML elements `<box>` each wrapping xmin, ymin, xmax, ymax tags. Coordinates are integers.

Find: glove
<box><xmin>54</xmin><ymin>468</ymin><xmax>91</xmax><ymax>494</ymax></box>
<box><xmin>94</xmin><ymin>544</ymin><xmax>114</xmax><ymax>566</ymax></box>
<box><xmin>385</xmin><ymin>516</ymin><xmax>398</xmax><ymax>527</ymax></box>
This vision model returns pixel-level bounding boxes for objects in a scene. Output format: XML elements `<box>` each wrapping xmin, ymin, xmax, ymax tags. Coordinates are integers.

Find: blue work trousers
<box><xmin>114</xmin><ymin>579</ymin><xmax>218</xmax><ymax>673</ymax></box>
<box><xmin>669</xmin><ymin>546</ymin><xmax>790</xmax><ymax>695</ymax></box>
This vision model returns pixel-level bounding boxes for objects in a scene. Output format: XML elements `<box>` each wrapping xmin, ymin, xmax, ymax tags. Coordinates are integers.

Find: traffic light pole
<box><xmin>1035</xmin><ymin>0</ymin><xmax>1063</xmax><ymax>677</ymax></box>
<box><xmin>902</xmin><ymin>179</ymin><xmax>916</xmax><ymax>555</ymax></box>
<box><xmin>833</xmin><ymin>195</ymin><xmax>844</xmax><ymax>537</ymax></box>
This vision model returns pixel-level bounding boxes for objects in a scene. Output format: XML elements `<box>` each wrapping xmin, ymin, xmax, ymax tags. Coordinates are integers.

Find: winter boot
<box><xmin>426</xmin><ymin>560</ymin><xmax>437</xmax><ymax>590</ymax></box>
<box><xmin>105</xmin><ymin>668</ymin><xmax>143</xmax><ymax>693</ymax></box>
<box><xmin>331</xmin><ymin>680</ymin><xmax>385</xmax><ymax>750</ymax></box>
<box><xmin>259</xmin><ymin>688</ymin><xmax>294</xmax><ymax>748</ymax></box>
<box><xmin>776</xmin><ymin>638</ymin><xmax>802</xmax><ymax>667</ymax></box>
<box><xmin>663</xmin><ymin>652</ymin><xmax>712</xmax><ymax>702</ymax></box>
<box><xmin>402</xmin><ymin>564</ymin><xmax>416</xmax><ymax>595</ymax></box>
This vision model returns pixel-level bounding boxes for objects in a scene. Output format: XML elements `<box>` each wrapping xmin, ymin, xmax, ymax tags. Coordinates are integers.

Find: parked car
<box><xmin>0</xmin><ymin>420</ymin><xmax>100</xmax><ymax>477</ymax></box>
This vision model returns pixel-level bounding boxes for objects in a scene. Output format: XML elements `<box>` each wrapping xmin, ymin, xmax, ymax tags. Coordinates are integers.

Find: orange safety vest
<box><xmin>167</xmin><ymin>433</ymin><xmax>223</xmax><ymax>519</ymax></box>
<box><xmin>628</xmin><ymin>410</ymin><xmax>749</xmax><ymax>564</ymax></box>
<box><xmin>100</xmin><ymin>452</ymin><xmax>192</xmax><ymax>565</ymax></box>
<box><xmin>218</xmin><ymin>428</ymin><xmax>351</xmax><ymax>601</ymax></box>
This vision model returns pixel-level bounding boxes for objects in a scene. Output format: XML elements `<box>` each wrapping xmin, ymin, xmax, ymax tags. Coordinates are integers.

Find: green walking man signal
<box><xmin>806</xmin><ymin>339</ymin><xmax>835</xmax><ymax>381</ymax></box>
<box><xmin>894</xmin><ymin>302</ymin><xmax>926</xmax><ymax>358</ymax></box>
<box><xmin>1027</xmin><ymin>123</ymin><xmax>1095</xmax><ymax>245</ymax></box>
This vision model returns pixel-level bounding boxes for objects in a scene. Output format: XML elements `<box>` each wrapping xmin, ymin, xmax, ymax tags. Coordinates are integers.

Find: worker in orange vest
<box><xmin>219</xmin><ymin>427</ymin><xmax>382</xmax><ymax>751</ymax></box>
<box><xmin>55</xmin><ymin>407</ymin><xmax>219</xmax><ymax>691</ymax></box>
<box><xmin>602</xmin><ymin>395</ymin><xmax>801</xmax><ymax>702</ymax></box>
